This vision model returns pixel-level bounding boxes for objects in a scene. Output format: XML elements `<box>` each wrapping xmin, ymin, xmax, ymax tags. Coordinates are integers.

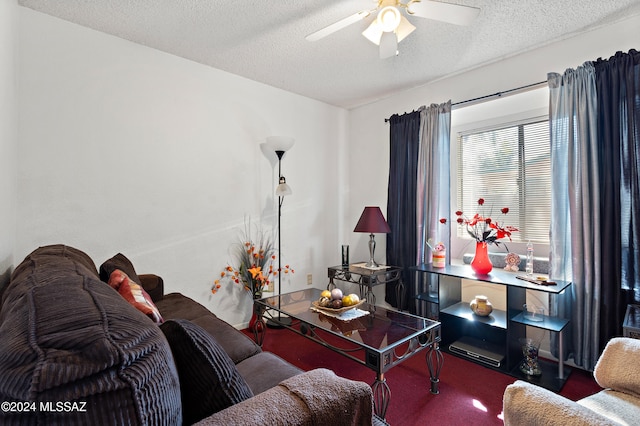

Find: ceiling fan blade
<box><xmin>306</xmin><ymin>10</ymin><xmax>373</xmax><ymax>42</ymax></box>
<box><xmin>407</xmin><ymin>0</ymin><xmax>480</xmax><ymax>26</ymax></box>
<box><xmin>379</xmin><ymin>32</ymin><xmax>398</xmax><ymax>59</ymax></box>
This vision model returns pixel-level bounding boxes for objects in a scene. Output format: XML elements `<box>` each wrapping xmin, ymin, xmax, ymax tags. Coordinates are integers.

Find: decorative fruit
<box><xmin>330</xmin><ymin>288</ymin><xmax>343</xmax><ymax>300</ymax></box>
<box><xmin>330</xmin><ymin>299</ymin><xmax>343</xmax><ymax>309</ymax></box>
<box><xmin>318</xmin><ymin>296</ymin><xmax>330</xmax><ymax>307</ymax></box>
<box><xmin>321</xmin><ymin>290</ymin><xmax>332</xmax><ymax>299</ymax></box>
<box><xmin>342</xmin><ymin>293</ymin><xmax>360</xmax><ymax>307</ymax></box>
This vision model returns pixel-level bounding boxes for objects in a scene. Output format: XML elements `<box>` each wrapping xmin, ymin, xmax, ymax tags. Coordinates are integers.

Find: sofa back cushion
<box><xmin>0</xmin><ymin>245</ymin><xmax>182</xmax><ymax>425</ymax></box>
<box><xmin>160</xmin><ymin>319</ymin><xmax>254</xmax><ymax>425</ymax></box>
<box><xmin>99</xmin><ymin>252</ymin><xmax>141</xmax><ymax>285</ymax></box>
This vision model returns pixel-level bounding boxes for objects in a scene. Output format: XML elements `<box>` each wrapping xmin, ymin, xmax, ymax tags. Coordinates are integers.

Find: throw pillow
<box><xmin>99</xmin><ymin>253</ymin><xmax>141</xmax><ymax>284</ymax></box>
<box><xmin>159</xmin><ymin>319</ymin><xmax>254</xmax><ymax>424</ymax></box>
<box><xmin>108</xmin><ymin>269</ymin><xmax>164</xmax><ymax>324</ymax></box>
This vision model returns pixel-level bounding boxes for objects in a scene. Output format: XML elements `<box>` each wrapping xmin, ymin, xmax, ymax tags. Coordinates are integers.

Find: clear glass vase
<box><xmin>519</xmin><ymin>337</ymin><xmax>542</xmax><ymax>376</ymax></box>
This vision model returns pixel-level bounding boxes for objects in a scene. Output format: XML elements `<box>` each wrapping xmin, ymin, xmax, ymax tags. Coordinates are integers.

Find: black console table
<box><xmin>410</xmin><ymin>263</ymin><xmax>572</xmax><ymax>391</ymax></box>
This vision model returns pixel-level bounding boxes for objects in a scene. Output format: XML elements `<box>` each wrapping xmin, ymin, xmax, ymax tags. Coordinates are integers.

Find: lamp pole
<box><xmin>267</xmin><ymin>150</ymin><xmax>292</xmax><ymax>328</ymax></box>
<box><xmin>277</xmin><ymin>150</ymin><xmax>284</xmax><ymax>313</ymax></box>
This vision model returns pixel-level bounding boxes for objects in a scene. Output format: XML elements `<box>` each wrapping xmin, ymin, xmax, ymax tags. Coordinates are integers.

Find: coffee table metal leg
<box><xmin>372</xmin><ymin>373</ymin><xmax>390</xmax><ymax>419</ymax></box>
<box><xmin>426</xmin><ymin>342</ymin><xmax>444</xmax><ymax>394</ymax></box>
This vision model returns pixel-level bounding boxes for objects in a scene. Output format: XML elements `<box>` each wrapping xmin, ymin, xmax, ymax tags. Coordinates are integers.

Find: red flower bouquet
<box><xmin>442</xmin><ymin>198</ymin><xmax>519</xmax><ymax>247</ymax></box>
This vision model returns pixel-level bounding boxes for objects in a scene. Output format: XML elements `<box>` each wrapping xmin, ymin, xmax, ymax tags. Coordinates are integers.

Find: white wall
<box><xmin>347</xmin><ymin>14</ymin><xmax>640</xmax><ymax>305</ymax></box>
<box><xmin>16</xmin><ymin>8</ymin><xmax>348</xmax><ymax>327</ymax></box>
<box><xmin>0</xmin><ymin>0</ymin><xmax>17</xmax><ymax>288</ymax></box>
<box><xmin>12</xmin><ymin>6</ymin><xmax>640</xmax><ymax>325</ymax></box>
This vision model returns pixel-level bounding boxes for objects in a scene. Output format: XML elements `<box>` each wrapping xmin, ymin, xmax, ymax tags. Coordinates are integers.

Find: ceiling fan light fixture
<box><xmin>379</xmin><ymin>32</ymin><xmax>398</xmax><ymax>58</ymax></box>
<box><xmin>377</xmin><ymin>6</ymin><xmax>401</xmax><ymax>32</ymax></box>
<box><xmin>362</xmin><ymin>20</ymin><xmax>383</xmax><ymax>45</ymax></box>
<box><xmin>363</xmin><ymin>6</ymin><xmax>407</xmax><ymax>46</ymax></box>
<box><xmin>396</xmin><ymin>15</ymin><xmax>416</xmax><ymax>42</ymax></box>
<box><xmin>308</xmin><ymin>0</ymin><xmax>480</xmax><ymax>46</ymax></box>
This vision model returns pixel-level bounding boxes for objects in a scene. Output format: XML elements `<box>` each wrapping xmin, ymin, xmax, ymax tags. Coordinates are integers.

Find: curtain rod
<box><xmin>384</xmin><ymin>80</ymin><xmax>547</xmax><ymax>122</ymax></box>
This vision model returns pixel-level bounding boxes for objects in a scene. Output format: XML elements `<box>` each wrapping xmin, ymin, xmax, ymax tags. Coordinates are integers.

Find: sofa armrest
<box><xmin>195</xmin><ymin>369</ymin><xmax>374</xmax><ymax>426</ymax></box>
<box><xmin>138</xmin><ymin>274</ymin><xmax>164</xmax><ymax>302</ymax></box>
<box><xmin>594</xmin><ymin>337</ymin><xmax>640</xmax><ymax>396</ymax></box>
<box><xmin>503</xmin><ymin>380</ymin><xmax>617</xmax><ymax>426</ymax></box>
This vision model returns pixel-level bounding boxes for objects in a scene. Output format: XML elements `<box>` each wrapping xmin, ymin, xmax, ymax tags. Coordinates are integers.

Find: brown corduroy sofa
<box><xmin>0</xmin><ymin>245</ymin><xmax>375</xmax><ymax>425</ymax></box>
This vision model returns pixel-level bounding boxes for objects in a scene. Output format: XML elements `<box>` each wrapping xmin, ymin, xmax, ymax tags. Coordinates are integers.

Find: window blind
<box><xmin>457</xmin><ymin>117</ymin><xmax>551</xmax><ymax>243</ymax></box>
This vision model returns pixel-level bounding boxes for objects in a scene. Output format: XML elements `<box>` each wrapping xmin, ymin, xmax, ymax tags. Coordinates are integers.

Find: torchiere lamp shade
<box><xmin>354</xmin><ymin>207</ymin><xmax>391</xmax><ymax>234</ymax></box>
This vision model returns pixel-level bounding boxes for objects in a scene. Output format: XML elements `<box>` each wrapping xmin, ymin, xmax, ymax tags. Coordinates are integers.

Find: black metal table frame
<box><xmin>327</xmin><ymin>264</ymin><xmax>405</xmax><ymax>308</ymax></box>
<box><xmin>253</xmin><ymin>292</ymin><xmax>443</xmax><ymax>419</ymax></box>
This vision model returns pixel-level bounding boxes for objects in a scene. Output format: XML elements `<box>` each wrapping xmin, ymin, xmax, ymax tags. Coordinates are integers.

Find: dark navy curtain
<box><xmin>594</xmin><ymin>49</ymin><xmax>640</xmax><ymax>347</ymax></box>
<box><xmin>386</xmin><ymin>110</ymin><xmax>421</xmax><ymax>311</ymax></box>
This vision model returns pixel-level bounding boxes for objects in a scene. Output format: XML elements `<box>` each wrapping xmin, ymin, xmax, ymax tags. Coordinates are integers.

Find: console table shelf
<box><xmin>410</xmin><ymin>263</ymin><xmax>572</xmax><ymax>391</ymax></box>
<box><xmin>510</xmin><ymin>311</ymin><xmax>570</xmax><ymax>333</ymax></box>
<box><xmin>440</xmin><ymin>302</ymin><xmax>508</xmax><ymax>330</ymax></box>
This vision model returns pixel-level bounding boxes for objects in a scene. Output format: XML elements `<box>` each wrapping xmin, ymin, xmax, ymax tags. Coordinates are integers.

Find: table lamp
<box><xmin>354</xmin><ymin>206</ymin><xmax>391</xmax><ymax>268</ymax></box>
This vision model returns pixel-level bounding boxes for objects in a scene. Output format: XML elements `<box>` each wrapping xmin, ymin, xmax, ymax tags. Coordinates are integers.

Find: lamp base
<box><xmin>366</xmin><ymin>233</ymin><xmax>379</xmax><ymax>268</ymax></box>
<box><xmin>365</xmin><ymin>259</ymin><xmax>380</xmax><ymax>268</ymax></box>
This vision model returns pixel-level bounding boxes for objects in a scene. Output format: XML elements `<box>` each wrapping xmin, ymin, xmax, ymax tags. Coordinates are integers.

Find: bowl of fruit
<box><xmin>312</xmin><ymin>288</ymin><xmax>364</xmax><ymax>313</ymax></box>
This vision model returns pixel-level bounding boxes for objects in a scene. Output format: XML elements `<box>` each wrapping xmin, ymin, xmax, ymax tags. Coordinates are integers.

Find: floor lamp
<box><xmin>267</xmin><ymin>136</ymin><xmax>293</xmax><ymax>328</ymax></box>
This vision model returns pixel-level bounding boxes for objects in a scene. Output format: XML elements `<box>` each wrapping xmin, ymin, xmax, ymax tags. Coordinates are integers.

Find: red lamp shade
<box><xmin>354</xmin><ymin>207</ymin><xmax>391</xmax><ymax>234</ymax></box>
<box><xmin>353</xmin><ymin>206</ymin><xmax>390</xmax><ymax>268</ymax></box>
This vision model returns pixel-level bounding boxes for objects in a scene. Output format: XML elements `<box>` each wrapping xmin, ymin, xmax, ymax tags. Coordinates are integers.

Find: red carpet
<box><xmin>242</xmin><ymin>327</ymin><xmax>601</xmax><ymax>425</ymax></box>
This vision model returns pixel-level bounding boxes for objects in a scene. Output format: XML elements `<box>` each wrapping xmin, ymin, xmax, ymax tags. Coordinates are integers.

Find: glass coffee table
<box><xmin>254</xmin><ymin>288</ymin><xmax>443</xmax><ymax>419</ymax></box>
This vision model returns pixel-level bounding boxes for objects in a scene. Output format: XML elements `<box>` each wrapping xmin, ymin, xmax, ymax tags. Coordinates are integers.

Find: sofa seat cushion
<box><xmin>155</xmin><ymin>293</ymin><xmax>261</xmax><ymax>363</ymax></box>
<box><xmin>0</xmin><ymin>245</ymin><xmax>182</xmax><ymax>426</ymax></box>
<box><xmin>160</xmin><ymin>319</ymin><xmax>254</xmax><ymax>425</ymax></box>
<box><xmin>236</xmin><ymin>351</ymin><xmax>303</xmax><ymax>395</ymax></box>
<box><xmin>578</xmin><ymin>389</ymin><xmax>640</xmax><ymax>425</ymax></box>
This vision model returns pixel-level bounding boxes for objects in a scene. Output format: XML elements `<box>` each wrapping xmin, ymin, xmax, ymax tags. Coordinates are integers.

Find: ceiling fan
<box><xmin>306</xmin><ymin>0</ymin><xmax>480</xmax><ymax>59</ymax></box>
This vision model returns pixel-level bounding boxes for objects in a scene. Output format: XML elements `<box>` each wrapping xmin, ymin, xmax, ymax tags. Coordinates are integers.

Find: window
<box><xmin>457</xmin><ymin>117</ymin><xmax>550</xmax><ymax>243</ymax></box>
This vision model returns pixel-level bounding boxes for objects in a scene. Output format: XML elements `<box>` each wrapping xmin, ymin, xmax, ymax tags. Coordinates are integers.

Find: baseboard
<box><xmin>538</xmin><ymin>349</ymin><xmax>591</xmax><ymax>372</ymax></box>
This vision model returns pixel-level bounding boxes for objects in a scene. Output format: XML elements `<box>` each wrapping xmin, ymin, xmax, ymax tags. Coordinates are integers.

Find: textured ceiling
<box><xmin>18</xmin><ymin>0</ymin><xmax>640</xmax><ymax>109</ymax></box>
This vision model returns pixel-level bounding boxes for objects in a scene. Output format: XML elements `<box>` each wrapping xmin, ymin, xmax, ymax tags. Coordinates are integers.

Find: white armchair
<box><xmin>503</xmin><ymin>337</ymin><xmax>640</xmax><ymax>425</ymax></box>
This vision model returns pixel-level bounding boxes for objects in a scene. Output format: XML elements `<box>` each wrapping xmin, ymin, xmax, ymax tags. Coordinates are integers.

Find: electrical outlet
<box><xmin>307</xmin><ymin>273</ymin><xmax>312</xmax><ymax>285</ymax></box>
